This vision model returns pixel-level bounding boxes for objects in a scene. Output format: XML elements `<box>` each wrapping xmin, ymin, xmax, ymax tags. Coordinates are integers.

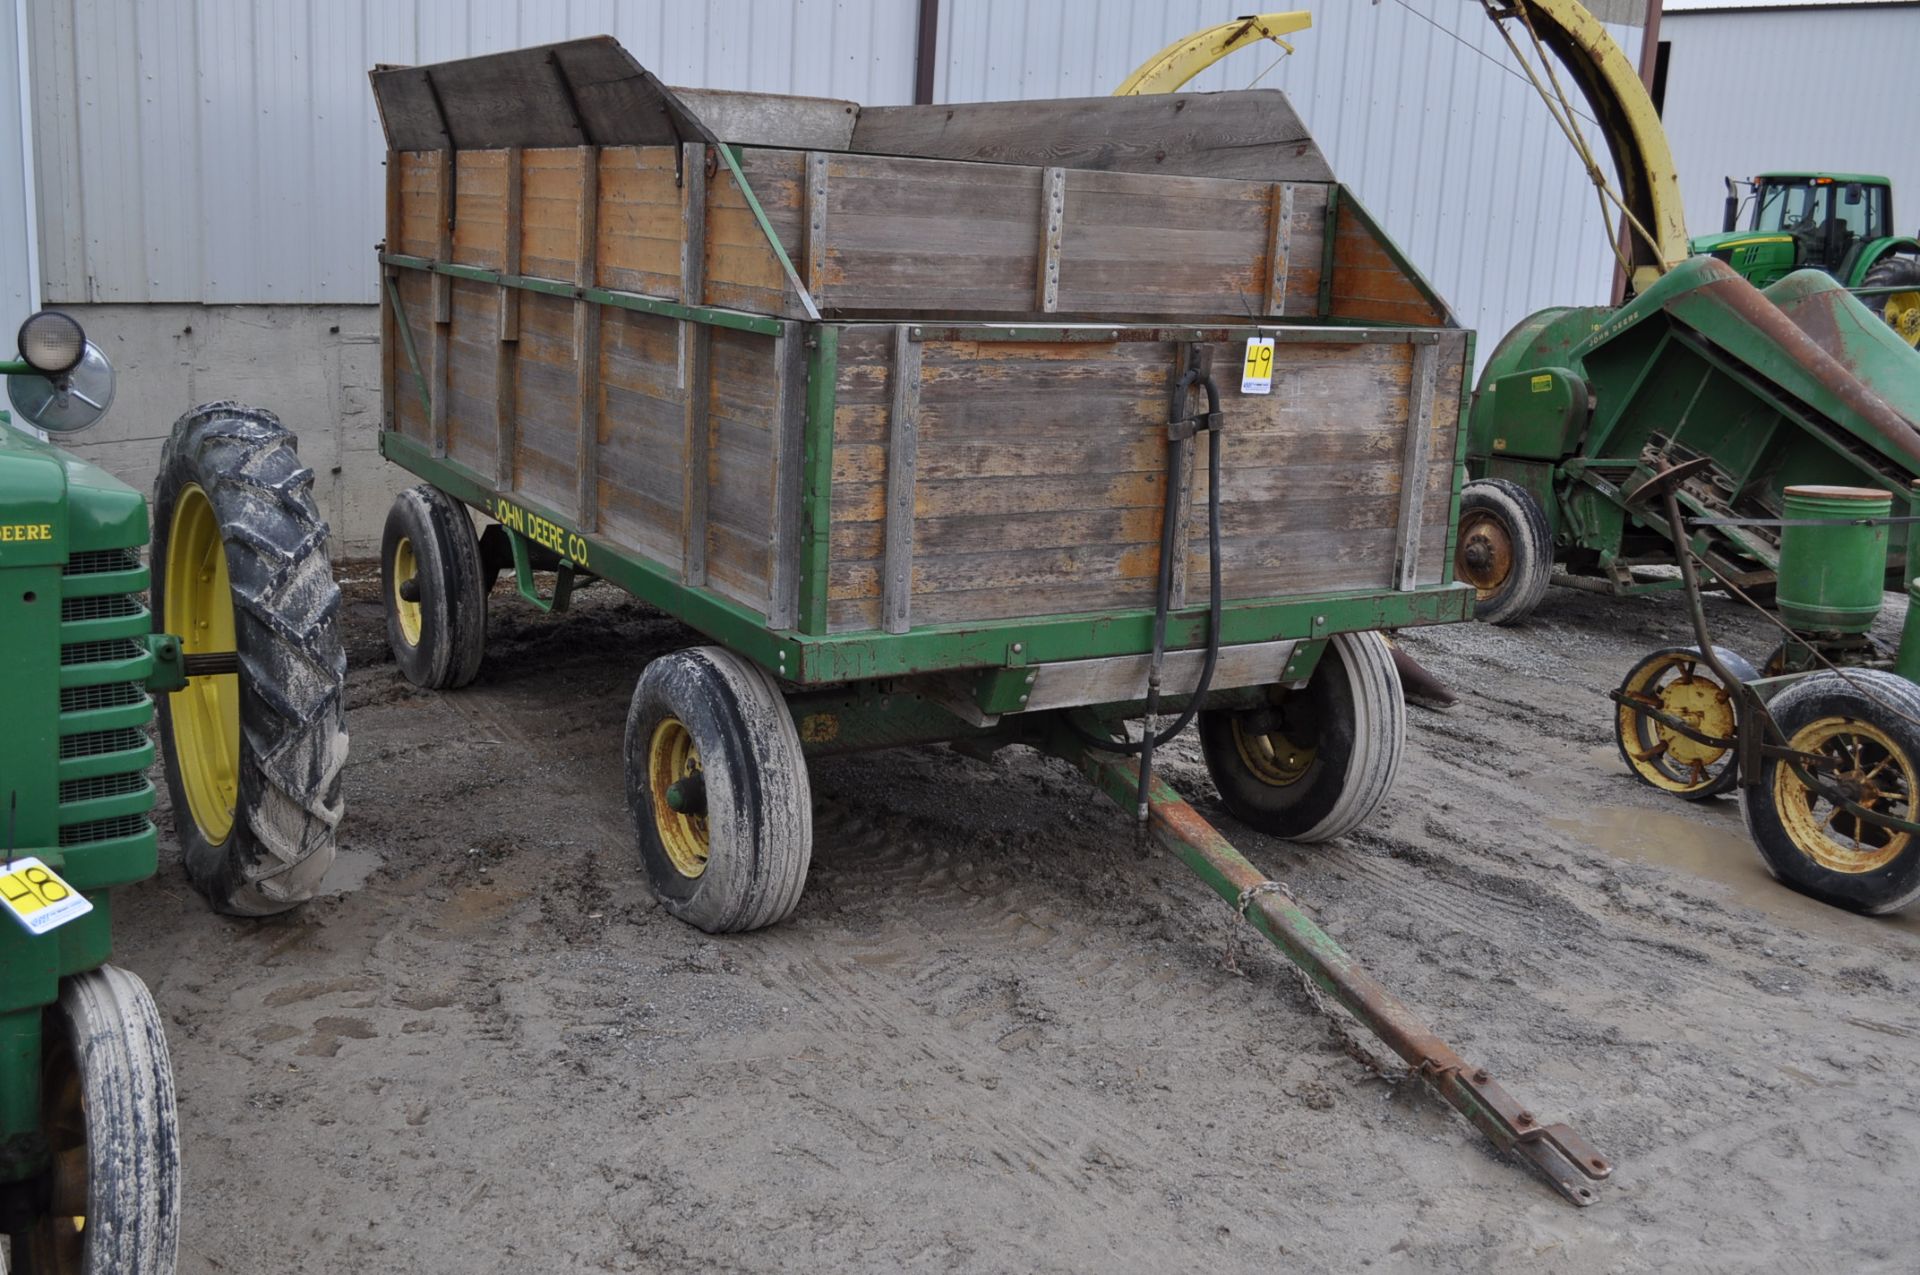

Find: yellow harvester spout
<box><xmin>1113</xmin><ymin>12</ymin><xmax>1313</xmax><ymax>96</ymax></box>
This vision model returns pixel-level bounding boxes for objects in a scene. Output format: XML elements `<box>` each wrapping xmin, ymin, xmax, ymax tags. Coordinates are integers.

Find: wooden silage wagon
<box><xmin>366</xmin><ymin>38</ymin><xmax>1608</xmax><ymax>1203</ymax></box>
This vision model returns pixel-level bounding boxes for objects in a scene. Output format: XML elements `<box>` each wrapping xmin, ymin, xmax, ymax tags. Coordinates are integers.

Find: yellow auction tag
<box><xmin>1241</xmin><ymin>337</ymin><xmax>1276</xmax><ymax>395</ymax></box>
<box><xmin>0</xmin><ymin>856</ymin><xmax>93</xmax><ymax>936</ymax></box>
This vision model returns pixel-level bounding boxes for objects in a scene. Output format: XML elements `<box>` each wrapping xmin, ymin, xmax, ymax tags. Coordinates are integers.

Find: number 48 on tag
<box><xmin>1241</xmin><ymin>337</ymin><xmax>1275</xmax><ymax>395</ymax></box>
<box><xmin>0</xmin><ymin>856</ymin><xmax>93</xmax><ymax>936</ymax></box>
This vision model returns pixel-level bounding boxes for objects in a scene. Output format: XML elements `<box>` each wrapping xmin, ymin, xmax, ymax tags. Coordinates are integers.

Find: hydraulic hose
<box><xmin>1066</xmin><ymin>363</ymin><xmax>1225</xmax><ymax>821</ymax></box>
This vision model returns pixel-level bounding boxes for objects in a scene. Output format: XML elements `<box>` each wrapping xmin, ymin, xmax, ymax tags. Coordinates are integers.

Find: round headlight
<box><xmin>18</xmin><ymin>310</ymin><xmax>86</xmax><ymax>376</ymax></box>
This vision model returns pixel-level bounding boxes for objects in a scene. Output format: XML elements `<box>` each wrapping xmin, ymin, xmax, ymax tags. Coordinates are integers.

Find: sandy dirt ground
<box><xmin>108</xmin><ymin>569</ymin><xmax>1920</xmax><ymax>1274</ymax></box>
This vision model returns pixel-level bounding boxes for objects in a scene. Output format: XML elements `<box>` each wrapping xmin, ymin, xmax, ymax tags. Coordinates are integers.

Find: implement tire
<box><xmin>381</xmin><ymin>485</ymin><xmax>487</xmax><ymax>691</ymax></box>
<box><xmin>1456</xmin><ymin>478</ymin><xmax>1553</xmax><ymax>625</ymax></box>
<box><xmin>153</xmin><ymin>403</ymin><xmax>348</xmax><ymax>916</ymax></box>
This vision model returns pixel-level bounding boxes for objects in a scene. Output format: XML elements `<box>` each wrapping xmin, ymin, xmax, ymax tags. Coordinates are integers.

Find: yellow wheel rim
<box><xmin>1230</xmin><ymin>717</ymin><xmax>1315</xmax><ymax>786</ymax></box>
<box><xmin>1616</xmin><ymin>651</ymin><xmax>1737</xmax><ymax>794</ymax></box>
<box><xmin>1774</xmin><ymin>715</ymin><xmax>1915</xmax><ymax>875</ymax></box>
<box><xmin>647</xmin><ymin>718</ymin><xmax>709</xmax><ymax>878</ymax></box>
<box><xmin>164</xmin><ymin>483</ymin><xmax>239</xmax><ymax>845</ymax></box>
<box><xmin>391</xmin><ymin>535</ymin><xmax>423</xmax><ymax>647</ymax></box>
<box><xmin>1456</xmin><ymin>508</ymin><xmax>1515</xmax><ymax>601</ymax></box>
<box><xmin>1884</xmin><ymin>291</ymin><xmax>1920</xmax><ymax>348</ymax></box>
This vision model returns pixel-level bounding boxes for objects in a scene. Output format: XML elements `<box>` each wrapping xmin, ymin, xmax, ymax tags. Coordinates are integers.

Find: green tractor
<box><xmin>0</xmin><ymin>311</ymin><xmax>346</xmax><ymax>1273</ymax></box>
<box><xmin>1692</xmin><ymin>173</ymin><xmax>1920</xmax><ymax>345</ymax></box>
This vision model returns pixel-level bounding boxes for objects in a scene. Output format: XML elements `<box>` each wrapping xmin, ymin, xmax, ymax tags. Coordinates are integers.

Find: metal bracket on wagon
<box><xmin>504</xmin><ymin>526</ymin><xmax>579</xmax><ymax>614</ymax></box>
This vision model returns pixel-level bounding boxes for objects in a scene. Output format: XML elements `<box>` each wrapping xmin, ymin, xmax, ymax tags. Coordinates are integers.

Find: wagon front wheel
<box><xmin>7</xmin><ymin>966</ymin><xmax>180</xmax><ymax>1274</ymax></box>
<box><xmin>1197</xmin><ymin>630</ymin><xmax>1406</xmax><ymax>843</ymax></box>
<box><xmin>1741</xmin><ymin>670</ymin><xmax>1920</xmax><ymax>914</ymax></box>
<box><xmin>623</xmin><ymin>647</ymin><xmax>812</xmax><ymax>932</ymax></box>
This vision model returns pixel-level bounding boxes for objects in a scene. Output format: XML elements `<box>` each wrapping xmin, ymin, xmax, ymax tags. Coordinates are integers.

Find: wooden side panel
<box><xmin>443</xmin><ymin>278</ymin><xmax>499</xmax><ymax>476</ymax></box>
<box><xmin>1183</xmin><ymin>337</ymin><xmax>1463</xmax><ymax>595</ymax></box>
<box><xmin>521</xmin><ymin>148</ymin><xmax>589</xmax><ymax>281</ymax></box>
<box><xmin>819</xmin><ymin>153</ymin><xmax>1045</xmax><ymax>313</ymax></box>
<box><xmin>1279</xmin><ymin>182</ymin><xmax>1330</xmax><ymax>317</ymax></box>
<box><xmin>1055</xmin><ymin>169</ymin><xmax>1268</xmax><ymax>315</ymax></box>
<box><xmin>706</xmin><ymin>149</ymin><xmax>804</xmax><ymax>316</ymax></box>
<box><xmin>396</xmin><ymin>152</ymin><xmax>442</xmax><ymax>257</ymax></box>
<box><xmin>451</xmin><ymin>150</ymin><xmax>510</xmax><ymax>268</ymax></box>
<box><xmin>598</xmin><ymin>146</ymin><xmax>682</xmax><ymax>297</ymax></box>
<box><xmin>511</xmin><ymin>291</ymin><xmax>579</xmax><ymax>514</ymax></box>
<box><xmin>1328</xmin><ymin>208</ymin><xmax>1447</xmax><ymax>326</ymax></box>
<box><xmin>702</xmin><ymin>326</ymin><xmax>782</xmax><ymax>614</ymax></box>
<box><xmin>828</xmin><ymin>334</ymin><xmax>1171</xmax><ymax>631</ymax></box>
<box><xmin>595</xmin><ymin>306</ymin><xmax>685</xmax><ymax>568</ymax></box>
<box><xmin>392</xmin><ymin>270</ymin><xmax>434</xmax><ymax>443</ymax></box>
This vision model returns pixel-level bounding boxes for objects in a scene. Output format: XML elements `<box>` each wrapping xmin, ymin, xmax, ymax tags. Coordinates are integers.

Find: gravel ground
<box><xmin>110</xmin><ymin>569</ymin><xmax>1920</xmax><ymax>1273</ymax></box>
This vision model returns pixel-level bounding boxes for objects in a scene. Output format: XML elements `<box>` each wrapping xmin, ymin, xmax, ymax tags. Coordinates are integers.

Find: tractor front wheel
<box><xmin>1742</xmin><ymin>669</ymin><xmax>1920</xmax><ymax>914</ymax></box>
<box><xmin>5</xmin><ymin>966</ymin><xmax>179</xmax><ymax>1274</ymax></box>
<box><xmin>1197</xmin><ymin>630</ymin><xmax>1406</xmax><ymax>843</ymax></box>
<box><xmin>623</xmin><ymin>646</ymin><xmax>812</xmax><ymax>932</ymax></box>
<box><xmin>153</xmin><ymin>403</ymin><xmax>347</xmax><ymax>915</ymax></box>
<box><xmin>1863</xmin><ymin>254</ymin><xmax>1920</xmax><ymax>348</ymax></box>
<box><xmin>1455</xmin><ymin>478</ymin><xmax>1554</xmax><ymax>625</ymax></box>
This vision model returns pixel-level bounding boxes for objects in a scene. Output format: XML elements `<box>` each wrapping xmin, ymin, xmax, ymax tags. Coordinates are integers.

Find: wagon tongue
<box><xmin>1069</xmin><ymin>740</ymin><xmax>1613</xmax><ymax>1206</ymax></box>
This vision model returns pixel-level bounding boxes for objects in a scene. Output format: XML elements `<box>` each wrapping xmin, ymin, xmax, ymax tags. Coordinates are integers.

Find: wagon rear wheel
<box><xmin>152</xmin><ymin>403</ymin><xmax>347</xmax><ymax>915</ymax></box>
<box><xmin>1456</xmin><ymin>478</ymin><xmax>1553</xmax><ymax>625</ymax></box>
<box><xmin>1614</xmin><ymin>646</ymin><xmax>1757</xmax><ymax>800</ymax></box>
<box><xmin>381</xmin><ymin>485</ymin><xmax>487</xmax><ymax>690</ymax></box>
<box><xmin>6</xmin><ymin>966</ymin><xmax>179</xmax><ymax>1275</ymax></box>
<box><xmin>1198</xmin><ymin>631</ymin><xmax>1405</xmax><ymax>843</ymax></box>
<box><xmin>623</xmin><ymin>646</ymin><xmax>812</xmax><ymax>932</ymax></box>
<box><xmin>1741</xmin><ymin>669</ymin><xmax>1920</xmax><ymax>914</ymax></box>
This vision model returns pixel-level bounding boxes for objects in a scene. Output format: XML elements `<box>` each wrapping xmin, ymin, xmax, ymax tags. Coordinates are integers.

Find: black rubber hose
<box><xmin>1067</xmin><ymin>369</ymin><xmax>1224</xmax><ymax>763</ymax></box>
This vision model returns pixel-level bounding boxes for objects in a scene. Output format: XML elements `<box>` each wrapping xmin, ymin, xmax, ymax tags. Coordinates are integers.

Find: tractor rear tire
<box><xmin>1197</xmin><ymin>630</ymin><xmax>1406</xmax><ymax>843</ymax></box>
<box><xmin>1862</xmin><ymin>254</ymin><xmax>1920</xmax><ymax>347</ymax></box>
<box><xmin>7</xmin><ymin>966</ymin><xmax>180</xmax><ymax>1274</ymax></box>
<box><xmin>624</xmin><ymin>646</ymin><xmax>812</xmax><ymax>933</ymax></box>
<box><xmin>1456</xmin><ymin>478</ymin><xmax>1554</xmax><ymax>625</ymax></box>
<box><xmin>153</xmin><ymin>403</ymin><xmax>347</xmax><ymax>916</ymax></box>
<box><xmin>1741</xmin><ymin>669</ymin><xmax>1920</xmax><ymax>914</ymax></box>
<box><xmin>381</xmin><ymin>485</ymin><xmax>487</xmax><ymax>690</ymax></box>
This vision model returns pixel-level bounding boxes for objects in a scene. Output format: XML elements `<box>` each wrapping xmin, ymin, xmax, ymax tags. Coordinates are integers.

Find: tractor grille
<box><xmin>56</xmin><ymin>544</ymin><xmax>155</xmax><ymax>857</ymax></box>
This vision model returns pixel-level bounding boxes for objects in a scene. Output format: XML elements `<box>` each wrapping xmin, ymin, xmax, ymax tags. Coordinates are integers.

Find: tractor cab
<box><xmin>1694</xmin><ymin>173</ymin><xmax>1898</xmax><ymax>287</ymax></box>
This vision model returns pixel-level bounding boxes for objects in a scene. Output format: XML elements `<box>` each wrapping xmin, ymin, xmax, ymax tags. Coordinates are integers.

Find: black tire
<box><xmin>623</xmin><ymin>646</ymin><xmax>812</xmax><ymax>932</ymax></box>
<box><xmin>1862</xmin><ymin>253</ymin><xmax>1920</xmax><ymax>347</ymax></box>
<box><xmin>1614</xmin><ymin>645</ymin><xmax>1758</xmax><ymax>800</ymax></box>
<box><xmin>8</xmin><ymin>966</ymin><xmax>180</xmax><ymax>1274</ymax></box>
<box><xmin>1198</xmin><ymin>630</ymin><xmax>1405</xmax><ymax>842</ymax></box>
<box><xmin>381</xmin><ymin>485</ymin><xmax>486</xmax><ymax>690</ymax></box>
<box><xmin>153</xmin><ymin>403</ymin><xmax>347</xmax><ymax>916</ymax></box>
<box><xmin>1456</xmin><ymin>478</ymin><xmax>1554</xmax><ymax>625</ymax></box>
<box><xmin>1741</xmin><ymin>669</ymin><xmax>1920</xmax><ymax>914</ymax></box>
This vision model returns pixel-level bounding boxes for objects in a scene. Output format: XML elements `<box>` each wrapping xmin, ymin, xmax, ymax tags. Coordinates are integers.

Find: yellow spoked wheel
<box><xmin>1863</xmin><ymin>255</ymin><xmax>1920</xmax><ymax>348</ymax></box>
<box><xmin>1745</xmin><ymin>669</ymin><xmax>1920</xmax><ymax>914</ymax></box>
<box><xmin>163</xmin><ymin>482</ymin><xmax>240</xmax><ymax>844</ymax></box>
<box><xmin>1772</xmin><ymin>716</ymin><xmax>1914</xmax><ymax>875</ymax></box>
<box><xmin>391</xmin><ymin>535</ymin><xmax>423</xmax><ymax>647</ymax></box>
<box><xmin>647</xmin><ymin>717</ymin><xmax>709</xmax><ymax>879</ymax></box>
<box><xmin>1614</xmin><ymin>646</ymin><xmax>1755</xmax><ymax>800</ymax></box>
<box><xmin>1884</xmin><ymin>291</ymin><xmax>1920</xmax><ymax>347</ymax></box>
<box><xmin>1230</xmin><ymin>717</ymin><xmax>1316</xmax><ymax>787</ymax></box>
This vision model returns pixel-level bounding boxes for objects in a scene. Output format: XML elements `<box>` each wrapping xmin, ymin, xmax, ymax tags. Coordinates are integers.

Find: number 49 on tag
<box><xmin>1241</xmin><ymin>337</ymin><xmax>1275</xmax><ymax>395</ymax></box>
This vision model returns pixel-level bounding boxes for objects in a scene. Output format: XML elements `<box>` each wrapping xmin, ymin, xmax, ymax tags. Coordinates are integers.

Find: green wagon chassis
<box><xmin>376</xmin><ymin>251</ymin><xmax>1618</xmax><ymax>1204</ymax></box>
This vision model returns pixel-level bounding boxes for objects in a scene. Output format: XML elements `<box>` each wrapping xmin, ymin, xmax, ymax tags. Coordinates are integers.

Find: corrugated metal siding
<box><xmin>28</xmin><ymin>0</ymin><xmax>920</xmax><ymax>304</ymax></box>
<box><xmin>1662</xmin><ymin>7</ymin><xmax>1920</xmax><ymax>245</ymax></box>
<box><xmin>936</xmin><ymin>1</ymin><xmax>1644</xmax><ymax>362</ymax></box>
<box><xmin>0</xmin><ymin>0</ymin><xmax>37</xmax><ymax>317</ymax></box>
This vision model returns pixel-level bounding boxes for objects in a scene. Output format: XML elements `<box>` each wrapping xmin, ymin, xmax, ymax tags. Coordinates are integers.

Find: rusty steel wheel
<box><xmin>1456</xmin><ymin>478</ymin><xmax>1553</xmax><ymax>625</ymax></box>
<box><xmin>1742</xmin><ymin>670</ymin><xmax>1920</xmax><ymax>914</ymax></box>
<box><xmin>1614</xmin><ymin>646</ymin><xmax>1757</xmax><ymax>800</ymax></box>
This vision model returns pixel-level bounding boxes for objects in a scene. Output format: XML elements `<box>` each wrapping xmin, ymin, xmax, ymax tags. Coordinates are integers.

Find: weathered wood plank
<box><xmin>1263</xmin><ymin>182</ymin><xmax>1295</xmax><ymax>315</ymax></box>
<box><xmin>680</xmin><ymin>323</ymin><xmax>711</xmax><ymax>585</ymax></box>
<box><xmin>850</xmin><ymin>92</ymin><xmax>1334</xmax><ymax>184</ymax></box>
<box><xmin>881</xmin><ymin>326</ymin><xmax>922</xmax><ymax>634</ymax></box>
<box><xmin>382</xmin><ymin>150</ymin><xmax>401</xmax><ymax>430</ymax></box>
<box><xmin>1036</xmin><ymin>167</ymin><xmax>1066</xmax><ymax>313</ymax></box>
<box><xmin>803</xmin><ymin>151</ymin><xmax>829</xmax><ymax>301</ymax></box>
<box><xmin>494</xmin><ymin>147</ymin><xmax>522</xmax><ymax>487</ymax></box>
<box><xmin>430</xmin><ymin>148</ymin><xmax>453</xmax><ymax>458</ymax></box>
<box><xmin>767</xmin><ymin>322</ymin><xmax>807</xmax><ymax>631</ymax></box>
<box><xmin>573</xmin><ymin>146</ymin><xmax>600</xmax><ymax>530</ymax></box>
<box><xmin>1394</xmin><ymin>342</ymin><xmax>1440</xmax><ymax>590</ymax></box>
<box><xmin>672</xmin><ymin>87</ymin><xmax>858</xmax><ymax>149</ymax></box>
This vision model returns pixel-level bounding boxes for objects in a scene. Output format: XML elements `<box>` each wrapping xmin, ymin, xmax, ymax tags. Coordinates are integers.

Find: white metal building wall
<box><xmin>0</xmin><ymin>0</ymin><xmax>36</xmax><ymax>318</ymax></box>
<box><xmin>936</xmin><ymin>0</ymin><xmax>1646</xmax><ymax>358</ymax></box>
<box><xmin>1661</xmin><ymin>4</ymin><xmax>1920</xmax><ymax>243</ymax></box>
<box><xmin>26</xmin><ymin>0</ymin><xmax>922</xmax><ymax>305</ymax></box>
